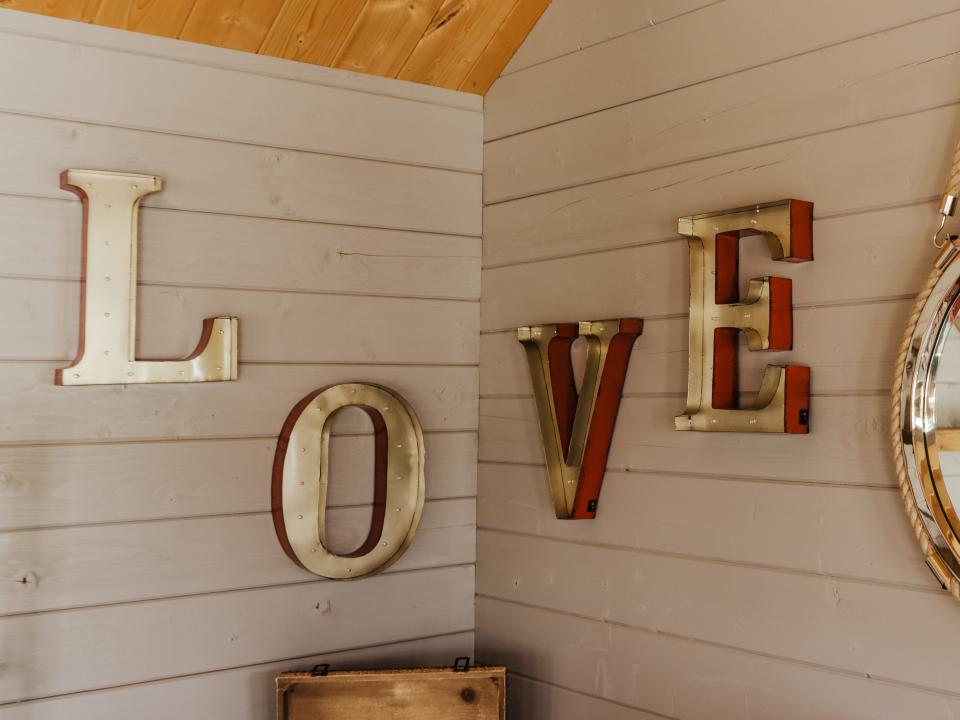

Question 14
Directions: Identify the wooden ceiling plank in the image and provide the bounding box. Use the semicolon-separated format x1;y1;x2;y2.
398;0;518;90
333;0;446;78
180;0;285;52
34;0;104;22
259;0;367;65
0;0;551;95
459;0;550;94
94;0;198;38
0;1;46;13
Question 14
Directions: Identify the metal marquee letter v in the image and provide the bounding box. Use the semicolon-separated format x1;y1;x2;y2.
56;169;238;386
518;319;642;519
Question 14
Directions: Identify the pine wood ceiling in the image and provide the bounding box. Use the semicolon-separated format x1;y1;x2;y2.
0;0;549;94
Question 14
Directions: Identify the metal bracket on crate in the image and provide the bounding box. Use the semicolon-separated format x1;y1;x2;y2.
453;656;471;673
311;663;330;677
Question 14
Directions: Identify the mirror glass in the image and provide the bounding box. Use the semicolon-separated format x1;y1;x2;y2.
932;302;960;535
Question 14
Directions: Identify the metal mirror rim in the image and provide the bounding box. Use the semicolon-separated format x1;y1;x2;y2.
896;243;960;595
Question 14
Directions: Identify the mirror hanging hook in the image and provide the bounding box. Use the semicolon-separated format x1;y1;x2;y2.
935;194;959;248
934;213;949;249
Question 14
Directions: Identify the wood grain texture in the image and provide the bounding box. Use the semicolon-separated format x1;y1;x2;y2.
0;0;544;94
0;565;474;703
477;599;960;719
93;0;196;37
180;0;285;51
483;0;960;138
478;531;960;694
477;0;960;713
484;106;954;267
0;0;43;11
505;675;663;720
0;112;481;236
0;196;480;300
485;7;960;202
483;301;910;400
501;0;717;75
1;498;475;614
0;14;481;712
0;6;481;109
258;0;366;64
398;0;519;89
0;432;477;530
276;666;504;719
0;632;474;720
478;463;931;587
0;363;477;444
0;277;479;364
482;204;931;326
334;0;445;78
458;0;549;95
480;394;892;486
0;23;484;171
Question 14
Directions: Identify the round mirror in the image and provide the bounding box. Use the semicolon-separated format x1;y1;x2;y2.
895;244;960;595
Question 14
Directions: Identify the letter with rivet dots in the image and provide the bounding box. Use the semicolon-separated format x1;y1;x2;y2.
519;319;643;519
56;170;238;385
675;200;812;433
272;383;425;579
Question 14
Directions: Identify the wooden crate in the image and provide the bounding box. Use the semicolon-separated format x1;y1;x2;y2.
276;665;506;719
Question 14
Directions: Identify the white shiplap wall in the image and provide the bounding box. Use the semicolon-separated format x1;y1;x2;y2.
0;10;480;719
477;1;960;718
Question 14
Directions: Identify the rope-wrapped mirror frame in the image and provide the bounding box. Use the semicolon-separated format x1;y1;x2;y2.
892;145;960;598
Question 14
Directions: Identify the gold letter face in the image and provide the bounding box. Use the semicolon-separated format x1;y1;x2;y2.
56;169;238;386
519;319;643;519
272;383;426;580
676;200;812;433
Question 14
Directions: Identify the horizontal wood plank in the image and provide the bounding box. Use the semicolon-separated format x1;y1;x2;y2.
476;598;960;718
484;0;960;139
0;195;480;299
0;112;481;236
0;28;482;172
487;9;960;201
501;0;717;75
483;102;957;267
478;531;960;694
1;498;475;614
0;432;477;530
504;674;659;720
0;277;478;364
0;7;483;110
0;363;478;443
477;463;931;588
481;299;911;398
479;394;891;486
481;202;932;328
0;631;474;720
0;564;474;703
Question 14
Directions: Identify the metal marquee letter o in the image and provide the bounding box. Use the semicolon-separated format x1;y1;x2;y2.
271;383;425;580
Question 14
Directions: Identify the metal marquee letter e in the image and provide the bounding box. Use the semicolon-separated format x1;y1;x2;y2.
519;319;642;519
56;169;238;386
675;199;813;433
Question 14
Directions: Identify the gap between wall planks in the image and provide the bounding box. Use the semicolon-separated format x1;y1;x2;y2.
477;0;960;715
0;0;551;95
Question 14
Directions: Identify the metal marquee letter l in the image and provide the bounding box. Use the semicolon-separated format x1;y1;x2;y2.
56;169;238;386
